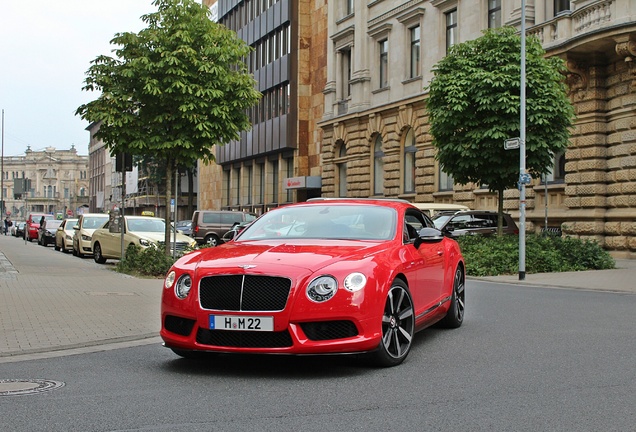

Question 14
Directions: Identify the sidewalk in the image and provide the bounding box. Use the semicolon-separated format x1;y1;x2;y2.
1;232;635;363
0;233;163;363
472;258;636;293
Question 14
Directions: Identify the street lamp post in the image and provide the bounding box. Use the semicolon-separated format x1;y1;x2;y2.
519;0;528;280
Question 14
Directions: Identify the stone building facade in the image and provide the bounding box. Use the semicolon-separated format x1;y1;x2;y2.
317;0;636;258
1;146;89;220
198;0;327;216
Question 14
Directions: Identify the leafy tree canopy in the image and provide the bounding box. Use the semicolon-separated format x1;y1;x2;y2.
76;0;260;164
75;0;261;253
426;27;575;194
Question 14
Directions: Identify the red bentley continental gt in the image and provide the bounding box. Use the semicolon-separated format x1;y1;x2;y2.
161;199;465;367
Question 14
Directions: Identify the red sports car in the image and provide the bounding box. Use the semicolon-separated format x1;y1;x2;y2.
161;199;465;367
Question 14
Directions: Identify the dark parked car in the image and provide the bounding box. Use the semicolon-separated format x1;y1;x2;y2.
12;221;26;238
175;220;192;236
432;210;519;237
38;219;63;246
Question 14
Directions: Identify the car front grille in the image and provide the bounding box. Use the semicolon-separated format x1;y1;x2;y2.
300;321;359;341
196;328;293;348
164;315;196;336
199;275;291;311
158;241;191;254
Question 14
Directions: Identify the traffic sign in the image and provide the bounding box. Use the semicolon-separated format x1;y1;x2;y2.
504;138;520;150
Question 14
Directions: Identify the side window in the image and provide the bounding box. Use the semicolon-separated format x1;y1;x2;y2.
404;210;430;242
203;212;221;224
448;215;470;230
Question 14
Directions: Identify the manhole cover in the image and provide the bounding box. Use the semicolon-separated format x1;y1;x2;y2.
0;379;65;396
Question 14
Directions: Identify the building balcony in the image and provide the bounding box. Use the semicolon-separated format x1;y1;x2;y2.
528;0;634;54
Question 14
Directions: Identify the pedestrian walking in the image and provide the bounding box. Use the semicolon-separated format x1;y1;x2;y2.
4;216;12;235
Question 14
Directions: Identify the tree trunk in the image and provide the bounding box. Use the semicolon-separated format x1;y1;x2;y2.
164;157;174;256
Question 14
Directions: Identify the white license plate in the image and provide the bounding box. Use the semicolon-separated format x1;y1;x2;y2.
209;315;274;332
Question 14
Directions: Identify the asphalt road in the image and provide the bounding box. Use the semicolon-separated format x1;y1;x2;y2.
1;280;634;432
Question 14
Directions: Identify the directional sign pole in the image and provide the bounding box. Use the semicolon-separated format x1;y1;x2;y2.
519;0;527;281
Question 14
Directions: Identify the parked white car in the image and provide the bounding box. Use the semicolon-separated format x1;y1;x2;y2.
91;215;196;264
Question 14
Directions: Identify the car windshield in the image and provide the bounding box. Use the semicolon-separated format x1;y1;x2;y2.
127;218;165;233
432;214;453;229
83;216;109;229
46;221;62;230
238;204;397;241
64;219;78;230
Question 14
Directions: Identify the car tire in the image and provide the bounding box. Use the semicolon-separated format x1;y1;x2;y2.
204;234;220;247
369;279;415;367
93;243;107;264
438;266;465;329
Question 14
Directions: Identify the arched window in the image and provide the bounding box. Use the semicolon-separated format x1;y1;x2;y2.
335;142;347;197
544;151;566;183
373;135;384;196
403;128;416;194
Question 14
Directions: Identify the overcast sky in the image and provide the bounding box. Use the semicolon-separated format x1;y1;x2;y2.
0;0;156;157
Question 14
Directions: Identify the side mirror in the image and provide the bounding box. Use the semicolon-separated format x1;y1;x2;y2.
414;227;444;249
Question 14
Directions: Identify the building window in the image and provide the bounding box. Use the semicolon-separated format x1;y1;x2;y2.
257;162;265;204
224;170;231;207
410;26;421;78
554;0;570;15
446;9;458;53
246;165;253;205
404;128;416;194
336;143;347;197
340;48;352;99
544;152;566;183
271;160;279;204
379;39;389;88
373;135;384;196
488;0;501;28
439;166;454;192
345;0;354;16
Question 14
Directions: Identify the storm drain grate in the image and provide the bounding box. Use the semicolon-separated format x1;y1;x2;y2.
0;379;65;396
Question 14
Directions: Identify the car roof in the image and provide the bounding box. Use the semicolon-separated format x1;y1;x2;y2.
303;197;415;211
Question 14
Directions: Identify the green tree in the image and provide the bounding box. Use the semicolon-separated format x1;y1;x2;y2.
426;27;574;233
76;0;261;254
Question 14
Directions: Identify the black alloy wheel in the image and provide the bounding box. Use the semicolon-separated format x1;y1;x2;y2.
370;279;415;367
93;243;106;264
439;266;465;328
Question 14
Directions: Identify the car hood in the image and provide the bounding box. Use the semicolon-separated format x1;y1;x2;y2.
193;240;385;273
130;231;194;243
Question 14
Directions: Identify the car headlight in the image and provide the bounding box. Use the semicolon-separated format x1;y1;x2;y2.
139;238;152;247
344;272;367;292
65;234;73;240
81;234;91;241
174;274;192;299
307;275;337;302
165;271;176;289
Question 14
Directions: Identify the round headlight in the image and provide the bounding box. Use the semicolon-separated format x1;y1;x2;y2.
344;272;367;292
175;274;192;299
165;271;176;289
307;275;337;302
